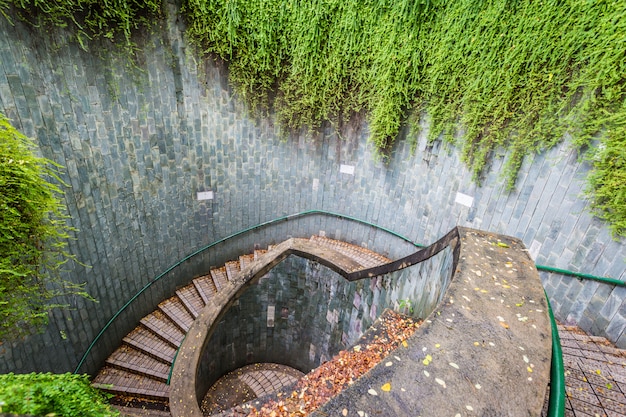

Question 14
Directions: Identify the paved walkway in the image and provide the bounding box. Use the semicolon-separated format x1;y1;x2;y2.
557;324;626;417
118;324;626;417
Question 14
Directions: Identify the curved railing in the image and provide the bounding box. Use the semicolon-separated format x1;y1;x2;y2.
74;210;422;374
75;209;625;417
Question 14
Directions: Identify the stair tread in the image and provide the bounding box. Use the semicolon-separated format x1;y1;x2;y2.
123;327;176;363
106;345;170;382
140;310;185;347
92;366;169;400
254;249;267;260
158;297;194;332
210;267;229;291
225;260;241;281
309;235;390;268
176;284;204;318
193;274;218;304
239;254;255;270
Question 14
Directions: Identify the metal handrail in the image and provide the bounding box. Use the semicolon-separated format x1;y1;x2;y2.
74;209;421;374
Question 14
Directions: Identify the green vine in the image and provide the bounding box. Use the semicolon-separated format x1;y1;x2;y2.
0;373;119;417
0;114;92;341
0;0;161;51
1;0;625;236
182;0;626;236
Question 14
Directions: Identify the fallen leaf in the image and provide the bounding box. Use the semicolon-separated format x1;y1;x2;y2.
381;383;391;392
368;389;378;396
342;409;348;416
500;322;510;329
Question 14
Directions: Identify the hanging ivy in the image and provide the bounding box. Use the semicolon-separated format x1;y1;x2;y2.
0;115;92;341
1;0;625;237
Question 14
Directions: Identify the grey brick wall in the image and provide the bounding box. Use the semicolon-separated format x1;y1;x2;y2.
0;0;624;374
197;246;454;396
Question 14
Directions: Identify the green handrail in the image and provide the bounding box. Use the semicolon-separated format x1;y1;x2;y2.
537;264;626;287
74;209;421;374
546;291;566;417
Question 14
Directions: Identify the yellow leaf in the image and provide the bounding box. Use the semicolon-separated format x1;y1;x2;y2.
381;383;391;392
402;340;408;348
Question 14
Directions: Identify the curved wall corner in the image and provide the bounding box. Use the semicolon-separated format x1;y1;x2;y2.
195;245;454;397
0;0;624;373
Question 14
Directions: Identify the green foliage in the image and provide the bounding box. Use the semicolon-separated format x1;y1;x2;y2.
0;114;91;341
0;0;162;50
1;0;625;236
183;0;626;236
0;373;119;417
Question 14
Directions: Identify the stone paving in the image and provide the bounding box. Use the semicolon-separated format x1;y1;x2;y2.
200;363;304;416
557;324;626;417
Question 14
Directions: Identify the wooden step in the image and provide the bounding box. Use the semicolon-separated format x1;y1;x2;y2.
238;254;255;270
176;284;204;318
92;366;169;401
113;405;171;417
106;345;170;382
123;327;176;364
140;310;185;348
158;297;194;332
309;235;390;268
193;274;218;305
225;260;241;281
254;249;267;260
210;267;229;291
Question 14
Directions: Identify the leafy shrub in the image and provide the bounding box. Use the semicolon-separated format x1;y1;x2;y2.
0;114;91;341
0;373;119;417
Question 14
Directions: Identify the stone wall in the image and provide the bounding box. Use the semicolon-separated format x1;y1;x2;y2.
0;0;624;374
196;245;454;399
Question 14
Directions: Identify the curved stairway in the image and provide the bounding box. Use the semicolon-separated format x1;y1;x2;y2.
91;236;390;407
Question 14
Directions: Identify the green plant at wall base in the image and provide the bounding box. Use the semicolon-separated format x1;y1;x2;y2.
0;373;119;417
0;114;92;341
398;299;414;315
183;0;626;237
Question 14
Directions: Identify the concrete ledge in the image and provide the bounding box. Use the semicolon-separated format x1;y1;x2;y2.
169;228;551;417
315;228;551;417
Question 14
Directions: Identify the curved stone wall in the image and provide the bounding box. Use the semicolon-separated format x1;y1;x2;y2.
196;245;454;398
0;0;625;374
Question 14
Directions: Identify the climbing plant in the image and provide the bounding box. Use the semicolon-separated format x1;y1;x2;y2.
1;0;625;236
182;0;626;236
0;0;161;50
0;373;119;417
0;115;92;341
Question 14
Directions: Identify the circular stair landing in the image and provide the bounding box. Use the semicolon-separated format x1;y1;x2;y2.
201;363;304;416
